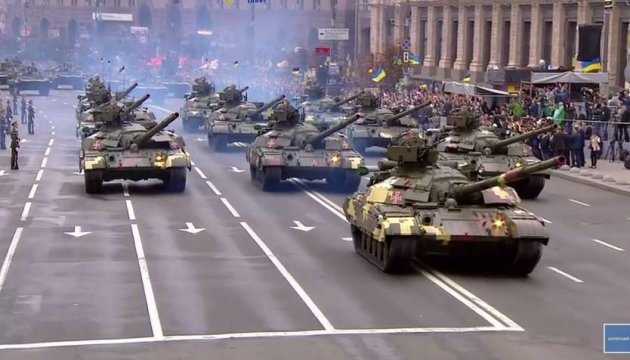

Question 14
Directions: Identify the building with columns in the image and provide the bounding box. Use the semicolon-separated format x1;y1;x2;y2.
366;0;630;88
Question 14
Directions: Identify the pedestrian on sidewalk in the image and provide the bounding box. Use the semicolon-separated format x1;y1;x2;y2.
589;132;602;169
10;121;19;170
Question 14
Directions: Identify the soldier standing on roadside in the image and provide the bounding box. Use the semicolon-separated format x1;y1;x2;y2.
20;96;27;124
5;99;12;122
27;100;35;135
0;108;6;150
10;121;19;170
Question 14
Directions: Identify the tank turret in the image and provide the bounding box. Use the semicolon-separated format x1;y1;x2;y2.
487;124;556;152
221;85;249;104
248;95;286;119
122;94;150;117
327;91;365;109
355;92;380;109
382;102;430;125
451;156;564;198
302;113;362;147
132;112;180;147
115;82;139;100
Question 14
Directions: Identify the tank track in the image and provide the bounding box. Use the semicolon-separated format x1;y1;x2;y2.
350;225;415;273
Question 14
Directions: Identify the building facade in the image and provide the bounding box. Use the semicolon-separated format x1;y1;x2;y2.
367;0;630;88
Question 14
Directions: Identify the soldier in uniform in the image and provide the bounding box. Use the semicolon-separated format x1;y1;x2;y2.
0;108;6;150
20;96;26;124
10;121;19;169
5;99;13;121
27;100;35;134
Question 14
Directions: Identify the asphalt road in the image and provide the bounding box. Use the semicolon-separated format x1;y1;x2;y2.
0;92;626;359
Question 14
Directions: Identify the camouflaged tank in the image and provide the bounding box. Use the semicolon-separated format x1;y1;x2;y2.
300;91;364;131
9;64;52;96
180;77;220;133
80;110;191;194
346;92;424;153
206;86;285;151
343;129;565;275
246;103;365;192
52;63;85;90
435;114;557;199
0;59;19;89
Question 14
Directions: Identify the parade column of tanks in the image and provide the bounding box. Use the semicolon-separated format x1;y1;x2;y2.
298;82;364;130
8;62;52;96
205;85;286;151
79;91;191;194
342;129;565;275
433;113;557;199
246;102;365;192
180;77;220;133
346;91;424;153
51;62;86;90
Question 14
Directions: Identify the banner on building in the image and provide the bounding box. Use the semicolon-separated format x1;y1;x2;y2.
576;24;602;62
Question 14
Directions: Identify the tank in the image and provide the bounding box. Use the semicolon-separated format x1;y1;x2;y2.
180;78;220;133
9;64;53;96
0;59;20;89
301;91;364;131
343;129;565;275
435;113;557;199
79;112;191;194
78;94;151;140
52;63;86;90
206;93;285;151
246;103;365;192
346;92;425;153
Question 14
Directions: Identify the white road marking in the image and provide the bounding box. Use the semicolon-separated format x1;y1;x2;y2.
190;160;196;166
27;184;38;199
240;222;335;330
48;120;53;124
40;157;48;168
194;167;207;179
294;179;522;329
51;131;55;135
125;200;136;220
592;239;624;252
51;126;55;130
220;198;240;218
540;217;552;224
205;180;222;195
568;198;590;207
0;326;520;350
130;224;163;338
48;138;54;146
547;266;584;283
20;202;31;221
63;102;68;105
122;182;130;197
35;169;44;182
0;227;24;292
44;147;51;156
341;237;352;241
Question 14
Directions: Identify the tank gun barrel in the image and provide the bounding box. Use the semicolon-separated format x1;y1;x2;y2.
133;112;179;147
384;102;430;124
115;82;138;100
329;91;365;108
250;95;286;118
122;94;150;116
489;124;556;151
239;86;250;93
304;113;362;147
452;156;564;196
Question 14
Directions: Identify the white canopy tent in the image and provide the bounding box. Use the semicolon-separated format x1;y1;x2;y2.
442;81;514;97
529;71;608;84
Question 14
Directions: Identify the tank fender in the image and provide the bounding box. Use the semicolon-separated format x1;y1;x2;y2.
83;156;106;170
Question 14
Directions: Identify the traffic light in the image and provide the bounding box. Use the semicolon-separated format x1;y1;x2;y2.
403;51;409;63
604;0;613;9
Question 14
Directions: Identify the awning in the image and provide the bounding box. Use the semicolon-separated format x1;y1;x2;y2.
529;71;608;84
442;81;514;97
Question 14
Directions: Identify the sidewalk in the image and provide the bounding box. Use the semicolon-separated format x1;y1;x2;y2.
552;150;630;196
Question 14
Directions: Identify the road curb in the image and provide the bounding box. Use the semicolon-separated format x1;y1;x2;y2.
551;170;630;197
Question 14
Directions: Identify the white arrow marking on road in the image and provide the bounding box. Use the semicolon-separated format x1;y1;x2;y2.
290;221;315;232
342;237;352;242
179;222;206;234
64;226;92;238
73;170;84;175
195;137;205;142
229;167;245;173
0;170;6;176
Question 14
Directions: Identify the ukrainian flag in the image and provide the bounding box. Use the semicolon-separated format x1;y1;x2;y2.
409;54;422;65
292;67;300;76
233;60;239;69
581;57;602;73
370;66;386;83
462;74;471;83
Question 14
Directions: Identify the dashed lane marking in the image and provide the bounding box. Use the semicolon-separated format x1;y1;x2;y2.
48;138;54;146
0;227;24;292
35;169;44;182
44;147;51;156
27;184;38;199
240;222;335;331
51;131;55;135
194;167;207;179
547;266;584;283
592;239;624;252
40;157;48;168
130;224;164;338
125;200;136;221
122;182;130;197
568;198;590;207
220;198;240;218
205;180;222;196
20;202;31;221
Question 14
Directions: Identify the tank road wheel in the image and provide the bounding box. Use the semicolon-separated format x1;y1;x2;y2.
505;240;543;277
253;166;281;191
84;170;103;194
512;175;546;199
207;134;228;152
164;168;187;192
351;226;415;273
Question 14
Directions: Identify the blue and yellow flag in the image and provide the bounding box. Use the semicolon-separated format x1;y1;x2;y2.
581;57;602;73
291;67;300;76
371;66;386;83
233;60;239;69
224;0;234;6
462;74;471;83
409;54;422;65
